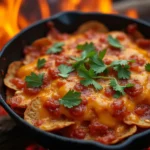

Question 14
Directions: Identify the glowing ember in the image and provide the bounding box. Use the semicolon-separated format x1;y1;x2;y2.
0;0;139;50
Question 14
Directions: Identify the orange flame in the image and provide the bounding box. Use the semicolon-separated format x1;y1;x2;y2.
0;0;139;50
126;8;139;19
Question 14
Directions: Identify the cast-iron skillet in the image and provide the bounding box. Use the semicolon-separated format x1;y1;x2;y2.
0;12;150;150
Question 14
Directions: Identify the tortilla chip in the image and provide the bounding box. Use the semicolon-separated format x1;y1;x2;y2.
32;37;51;48
77;21;109;34
124;113;150;128
111;125;137;144
4;61;22;90
24;97;74;131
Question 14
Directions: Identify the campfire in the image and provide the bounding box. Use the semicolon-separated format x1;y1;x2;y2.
0;0;145;50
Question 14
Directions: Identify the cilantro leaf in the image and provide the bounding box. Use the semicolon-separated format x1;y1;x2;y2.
99;49;107;60
108;35;122;49
109;78;134;98
72;43;96;68
77;64;102;90
145;63;150;72
90;50;107;74
77;42;95;51
110;60;132;79
59;90;82;108
46;42;64;54
113;65;131;79
110;60;129;66
37;58;46;69
58;64;74;78
25;72;44;88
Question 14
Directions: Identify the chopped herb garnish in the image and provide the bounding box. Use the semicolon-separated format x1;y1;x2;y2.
46;42;64;54
58;64;74;78
77;64;102;90
25;72;44;88
109;78;134;98
37;58;46;69
108;35;123;49
59;90;82;108
145;63;150;72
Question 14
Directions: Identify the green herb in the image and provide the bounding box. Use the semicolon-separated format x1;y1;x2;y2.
72;43;96;68
145;63;150;72
37;58;46;69
77;42;95;51
109;78;134;98
109;60;133;79
58;64;74;78
46;42;64;54
90;49;107;74
77;64;102;90
108;35;122;49
25;72;44;88
59;90;82;108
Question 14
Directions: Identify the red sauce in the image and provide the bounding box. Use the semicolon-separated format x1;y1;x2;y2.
99;34;107;43
74;83;85;92
44;99;60;118
136;39;150;50
89;120;108;136
103;58;112;65
135;104;150;119
130;63;141;72
125;80;143;97
11;78;25;89
7;96;23;108
95;132;115;145
42;74;51;87
70;127;86;139
130;54;145;66
104;87;115;97
55;55;68;66
23;85;40;95
111;100;128;120
48;68;59;80
69;104;85;117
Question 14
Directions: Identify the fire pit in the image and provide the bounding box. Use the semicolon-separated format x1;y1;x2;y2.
0;0;150;150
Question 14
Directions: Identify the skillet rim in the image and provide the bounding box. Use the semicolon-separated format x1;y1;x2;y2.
0;11;150;150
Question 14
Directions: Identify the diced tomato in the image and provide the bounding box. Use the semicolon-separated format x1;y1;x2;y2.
89;120;108;136
48;68;59;80
95;132;115;145
69;104;85;117
99;34;107;43
70;127;86;139
125;80;143;97
23;85;40;95
111;100;128;120
136;39;150;50
44;99;60;118
130;54;145;66
34;120;44;127
55;56;68;66
117;34;125;41
104;87;115;97
11;78;25;89
103;58;112;65
42;74;51;87
74;83;85;92
56;80;65;87
7;96;23;108
127;24;137;34
135;104;150;118
130;63;141;72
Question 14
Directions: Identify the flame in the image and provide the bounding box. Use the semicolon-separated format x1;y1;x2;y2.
98;0;113;14
126;8;139;19
0;0;140;50
38;0;50;19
